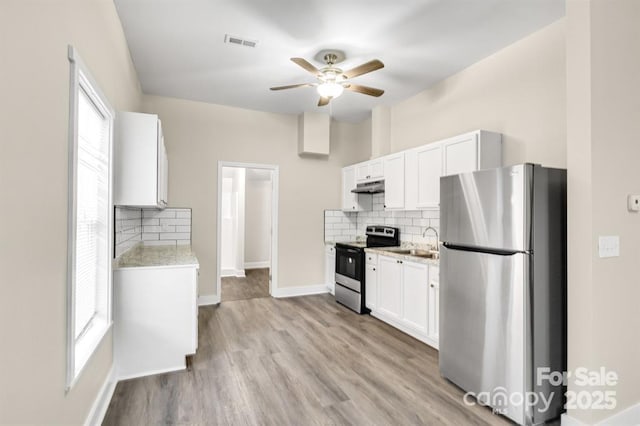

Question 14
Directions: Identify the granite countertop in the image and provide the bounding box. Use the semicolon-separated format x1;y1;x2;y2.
365;244;440;266
114;243;199;269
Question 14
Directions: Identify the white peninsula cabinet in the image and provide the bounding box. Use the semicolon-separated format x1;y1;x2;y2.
113;247;199;380
115;111;169;208
370;253;439;349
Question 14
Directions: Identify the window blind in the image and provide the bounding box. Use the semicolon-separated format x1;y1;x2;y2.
74;87;109;340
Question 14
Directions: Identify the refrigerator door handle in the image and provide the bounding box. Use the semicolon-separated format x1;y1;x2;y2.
442;242;530;256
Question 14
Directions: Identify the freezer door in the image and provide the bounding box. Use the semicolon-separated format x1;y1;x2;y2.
440;164;531;252
439;245;527;425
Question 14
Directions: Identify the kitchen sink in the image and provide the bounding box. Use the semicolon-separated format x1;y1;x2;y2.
383;248;439;259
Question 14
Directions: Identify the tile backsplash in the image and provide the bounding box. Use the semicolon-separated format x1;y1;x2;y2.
115;207;143;257
325;194;440;247
114;207;192;257
141;208;192;246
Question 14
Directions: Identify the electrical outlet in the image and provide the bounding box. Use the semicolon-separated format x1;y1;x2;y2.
627;195;640;212
598;236;620;258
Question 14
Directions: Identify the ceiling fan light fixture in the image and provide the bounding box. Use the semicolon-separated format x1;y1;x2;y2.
317;82;344;99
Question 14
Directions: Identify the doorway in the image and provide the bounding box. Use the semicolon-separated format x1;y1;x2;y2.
217;162;278;302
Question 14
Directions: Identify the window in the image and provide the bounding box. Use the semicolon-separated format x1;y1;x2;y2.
66;47;114;390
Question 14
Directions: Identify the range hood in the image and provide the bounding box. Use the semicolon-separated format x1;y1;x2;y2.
351;180;385;194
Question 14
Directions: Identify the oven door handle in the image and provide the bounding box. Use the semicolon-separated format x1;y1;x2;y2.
339;248;360;255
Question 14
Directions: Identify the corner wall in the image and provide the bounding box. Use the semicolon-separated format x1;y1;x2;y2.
566;0;640;423
142;95;371;297
0;0;142;423
390;19;566;168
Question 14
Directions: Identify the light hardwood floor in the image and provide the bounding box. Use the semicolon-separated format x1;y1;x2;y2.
221;268;270;302
103;294;512;425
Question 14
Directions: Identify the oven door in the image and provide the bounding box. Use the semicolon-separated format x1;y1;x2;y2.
335;246;363;292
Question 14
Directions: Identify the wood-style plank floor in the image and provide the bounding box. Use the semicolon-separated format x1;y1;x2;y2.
221;268;270;302
103;294;511;425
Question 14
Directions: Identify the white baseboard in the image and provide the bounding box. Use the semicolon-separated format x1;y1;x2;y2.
371;310;439;350
198;294;220;306
84;365;117;426
117;365;185;382
244;261;270;269
272;284;329;298
221;268;245;278
562;402;640;425
562;413;587;426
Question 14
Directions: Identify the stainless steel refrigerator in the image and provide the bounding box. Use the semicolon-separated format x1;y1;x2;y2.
439;164;566;425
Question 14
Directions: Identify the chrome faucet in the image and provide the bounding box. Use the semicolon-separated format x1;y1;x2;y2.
422;226;439;251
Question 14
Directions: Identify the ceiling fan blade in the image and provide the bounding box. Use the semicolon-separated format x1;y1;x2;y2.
270;83;314;91
345;84;384;97
343;59;384;79
318;96;330;107
291;57;321;76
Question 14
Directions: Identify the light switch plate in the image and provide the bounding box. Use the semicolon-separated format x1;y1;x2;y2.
598;236;620;258
628;195;640;212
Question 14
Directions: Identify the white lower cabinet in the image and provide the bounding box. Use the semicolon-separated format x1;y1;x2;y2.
377;255;403;319
428;266;440;342
114;265;199;379
371;254;438;349
324;245;336;295
401;261;429;335
365;263;377;309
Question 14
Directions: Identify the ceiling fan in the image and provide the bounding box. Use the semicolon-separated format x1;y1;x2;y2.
270;52;385;107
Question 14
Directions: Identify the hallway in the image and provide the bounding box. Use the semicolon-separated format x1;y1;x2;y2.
221;268;270;302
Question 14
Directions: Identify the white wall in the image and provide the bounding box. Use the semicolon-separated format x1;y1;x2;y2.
0;0;141;423
142;95;371;297
389;19;566;168
220;168;246;277
566;0;640;423
244;170;272;267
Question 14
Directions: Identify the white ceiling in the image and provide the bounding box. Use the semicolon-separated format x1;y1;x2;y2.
114;0;564;122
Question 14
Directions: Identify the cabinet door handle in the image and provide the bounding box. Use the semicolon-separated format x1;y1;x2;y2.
430;284;434;288
373;268;376;271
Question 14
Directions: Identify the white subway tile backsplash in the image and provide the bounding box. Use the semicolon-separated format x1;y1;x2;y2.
324;206;439;246
175;225;191;233
159;232;191;240
142;233;160;241
143;209;176;219
142;218;159;226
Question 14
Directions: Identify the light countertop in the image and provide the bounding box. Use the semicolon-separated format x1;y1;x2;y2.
114;243;199;269
364;246;440;266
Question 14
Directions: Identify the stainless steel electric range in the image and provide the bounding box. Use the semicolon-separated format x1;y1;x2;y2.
334;226;400;313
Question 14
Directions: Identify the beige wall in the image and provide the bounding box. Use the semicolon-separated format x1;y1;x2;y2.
0;0;141;424
567;0;640;422
245;177;272;265
390;19;566;168
142;95;370;297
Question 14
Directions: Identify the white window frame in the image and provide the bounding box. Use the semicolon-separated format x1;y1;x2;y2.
66;46;114;391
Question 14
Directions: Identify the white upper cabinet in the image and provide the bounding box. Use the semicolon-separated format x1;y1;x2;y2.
405;144;442;210
356;158;384;183
115;112;169;208
342;166;372;211
342;130;501;212
383;153;405;210
442;130;502;177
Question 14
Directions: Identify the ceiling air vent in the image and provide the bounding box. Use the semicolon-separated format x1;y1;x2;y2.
224;34;258;48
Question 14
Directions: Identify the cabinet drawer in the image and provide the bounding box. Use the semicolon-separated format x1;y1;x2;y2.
366;252;378;265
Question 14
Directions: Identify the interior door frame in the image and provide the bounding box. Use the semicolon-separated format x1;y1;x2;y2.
216;161;279;301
